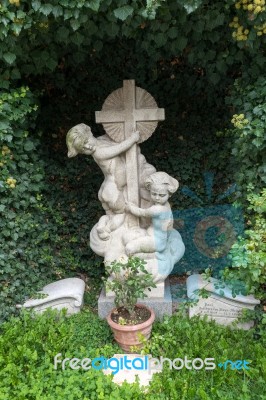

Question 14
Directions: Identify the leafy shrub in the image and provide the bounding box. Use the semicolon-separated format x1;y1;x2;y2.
228;77;266;195
0;87;104;322
0;309;265;399
222;189;266;301
143;312;266;400
215;77;266;304
105;257;156;317
0;87;61;322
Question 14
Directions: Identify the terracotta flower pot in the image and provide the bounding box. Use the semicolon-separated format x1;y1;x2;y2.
107;304;155;352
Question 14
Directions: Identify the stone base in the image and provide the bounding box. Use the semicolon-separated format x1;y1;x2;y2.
98;278;172;320
106;279;165;298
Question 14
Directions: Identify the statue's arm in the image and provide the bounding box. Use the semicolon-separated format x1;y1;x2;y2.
95;132;139;161
126;203;158;218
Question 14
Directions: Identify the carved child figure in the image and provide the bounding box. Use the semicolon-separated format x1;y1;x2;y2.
125;172;179;255
67;123;140;212
67;123;140;239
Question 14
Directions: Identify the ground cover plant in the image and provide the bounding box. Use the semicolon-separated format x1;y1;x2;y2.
0;308;265;400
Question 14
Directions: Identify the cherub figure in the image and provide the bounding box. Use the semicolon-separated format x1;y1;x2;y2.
125;172;179;255
67;123;140;239
67;123;140;212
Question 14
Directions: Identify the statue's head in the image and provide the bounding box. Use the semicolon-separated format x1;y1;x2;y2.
66;123;95;157
145;172;179;205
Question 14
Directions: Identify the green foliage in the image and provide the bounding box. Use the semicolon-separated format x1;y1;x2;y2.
215;77;266;302
0;0;264;87
113;5;134;21
142;312;266;399
178;0;204;14
229;0;266;42
228;77;266;194
0;87;58;322
105;257;156;316
0;309;265;399
222;189;266;300
0;0;265;321
0;309;121;400
0;87;102;323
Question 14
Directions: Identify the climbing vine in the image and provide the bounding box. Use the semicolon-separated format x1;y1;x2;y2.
0;0;265;320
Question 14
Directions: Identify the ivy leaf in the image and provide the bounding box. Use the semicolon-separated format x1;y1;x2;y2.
17;10;26;18
109;22;119;37
71;32;84;46
85;20;98;35
5;134;12;142
46;58;58;71
177;0;203;14
168;27;178;39
86;0;101;12
3;53;16;65
114;6;134;21
52;6;63;18
94;40;103;51
40;4;53;16
32;0;41;11
176;37;188;51
209;73;220;85
70;19;81;31
34;174;43;182
13;233;19;241
56;27;69;42
24;141;35;152
0;121;9;131
155;33;167;47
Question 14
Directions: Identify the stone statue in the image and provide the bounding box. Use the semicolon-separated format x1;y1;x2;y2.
66;80;185;287
66;123;156;240
125;171;179;255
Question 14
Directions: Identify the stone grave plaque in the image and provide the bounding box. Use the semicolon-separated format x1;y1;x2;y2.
187;274;260;330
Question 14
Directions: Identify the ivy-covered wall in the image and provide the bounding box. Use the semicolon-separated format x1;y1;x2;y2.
0;0;265;321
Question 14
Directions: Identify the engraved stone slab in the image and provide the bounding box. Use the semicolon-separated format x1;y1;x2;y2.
187;274;260;330
103;354;162;389
17;278;85;315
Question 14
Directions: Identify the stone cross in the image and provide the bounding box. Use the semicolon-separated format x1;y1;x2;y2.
95;80;164;227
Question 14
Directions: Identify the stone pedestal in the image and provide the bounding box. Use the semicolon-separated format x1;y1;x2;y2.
98;278;172;320
106;280;165;298
187;274;260;329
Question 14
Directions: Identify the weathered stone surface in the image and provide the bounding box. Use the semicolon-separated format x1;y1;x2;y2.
17;278;85;315
103;354;162;388
106;280;165;298
66;80;185;312
187;274;260;329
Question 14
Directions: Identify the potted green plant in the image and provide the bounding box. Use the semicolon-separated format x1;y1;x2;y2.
105;256;157;352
